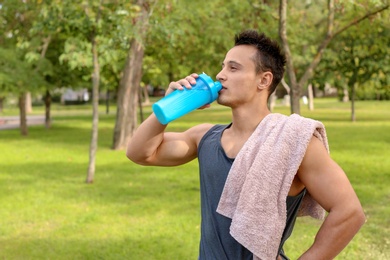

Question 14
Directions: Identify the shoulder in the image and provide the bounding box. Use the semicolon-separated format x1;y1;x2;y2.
297;136;335;192
185;123;216;145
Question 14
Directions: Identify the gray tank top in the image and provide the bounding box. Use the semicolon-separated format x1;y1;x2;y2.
197;124;305;260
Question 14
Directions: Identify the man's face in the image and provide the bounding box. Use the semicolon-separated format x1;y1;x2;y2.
216;45;260;107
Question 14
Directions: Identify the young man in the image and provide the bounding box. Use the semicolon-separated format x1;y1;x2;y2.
126;30;365;259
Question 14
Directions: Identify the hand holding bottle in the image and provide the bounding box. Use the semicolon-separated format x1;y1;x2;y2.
152;73;222;125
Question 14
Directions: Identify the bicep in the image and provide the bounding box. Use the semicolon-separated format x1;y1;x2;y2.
148;124;213;166
154;132;198;166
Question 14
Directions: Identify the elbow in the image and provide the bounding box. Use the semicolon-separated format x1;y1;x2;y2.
355;207;366;229
126;138;143;164
330;202;366;233
126;145;142;164
126;149;136;163
126;149;144;165
351;200;366;227
345;204;366;231
126;146;153;166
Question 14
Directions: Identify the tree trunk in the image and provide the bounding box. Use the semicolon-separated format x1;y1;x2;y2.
38;35;52;126
138;89;144;123
351;82;356;122
348;43;358;123
106;89;110;114
25;92;33;113
18;92;28;136
279;0;300;114
268;92;277;112
142;85;150;105
308;83;314;111
0;97;4;113
86;1;103;184
289;85;301;114
44;90;51;129
280;78;290;94
112;39;145;150
342;87;349;102
112;0;149;150
86;36;100;183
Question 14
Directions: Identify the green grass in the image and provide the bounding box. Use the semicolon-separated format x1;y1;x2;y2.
0;99;389;259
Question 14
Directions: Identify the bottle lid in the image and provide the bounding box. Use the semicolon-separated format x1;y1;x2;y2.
198;73;222;102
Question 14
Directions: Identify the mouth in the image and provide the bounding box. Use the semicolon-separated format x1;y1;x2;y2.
218;87;226;94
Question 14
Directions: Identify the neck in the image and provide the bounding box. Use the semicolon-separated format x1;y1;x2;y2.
230;104;271;135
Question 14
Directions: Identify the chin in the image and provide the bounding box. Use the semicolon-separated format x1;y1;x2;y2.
216;98;224;105
217;98;231;107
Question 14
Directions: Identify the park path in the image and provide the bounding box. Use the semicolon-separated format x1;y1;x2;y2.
0;115;45;130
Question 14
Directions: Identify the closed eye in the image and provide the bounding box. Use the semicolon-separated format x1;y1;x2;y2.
221;60;242;72
228;61;241;71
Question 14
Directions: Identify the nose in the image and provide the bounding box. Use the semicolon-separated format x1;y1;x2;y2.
216;68;226;82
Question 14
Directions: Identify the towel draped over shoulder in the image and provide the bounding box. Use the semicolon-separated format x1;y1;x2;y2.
216;113;328;260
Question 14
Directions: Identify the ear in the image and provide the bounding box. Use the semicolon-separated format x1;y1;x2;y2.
257;71;273;90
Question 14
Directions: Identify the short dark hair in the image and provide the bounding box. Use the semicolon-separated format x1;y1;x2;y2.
234;30;286;95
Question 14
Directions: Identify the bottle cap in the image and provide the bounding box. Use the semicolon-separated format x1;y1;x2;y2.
197;73;222;103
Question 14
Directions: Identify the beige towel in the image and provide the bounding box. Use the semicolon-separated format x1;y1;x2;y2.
216;113;328;260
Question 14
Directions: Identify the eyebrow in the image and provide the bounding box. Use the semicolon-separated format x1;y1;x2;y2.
221;60;243;67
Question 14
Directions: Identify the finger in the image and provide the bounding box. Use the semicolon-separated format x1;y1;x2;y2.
185;73;199;86
166;81;183;96
178;73;198;89
189;73;199;81
166;73;199;95
184;75;197;87
180;77;194;89
169;81;184;90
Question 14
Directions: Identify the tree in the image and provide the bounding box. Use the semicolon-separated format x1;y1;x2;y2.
0;0;51;135
84;0;103;183
279;0;389;114
27;1;66;129
112;0;269;150
316;9;390;121
53;0;126;183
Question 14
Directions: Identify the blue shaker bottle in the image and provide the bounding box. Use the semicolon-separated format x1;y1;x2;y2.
152;73;222;125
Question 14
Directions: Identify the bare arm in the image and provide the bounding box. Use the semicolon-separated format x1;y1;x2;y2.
126;73;213;166
126;113;212;166
297;137;366;259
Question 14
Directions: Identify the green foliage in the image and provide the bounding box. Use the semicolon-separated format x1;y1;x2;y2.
0;0;388;101
314;3;390;100
353;83;390;100
0;0;54;95
0;100;389;259
0;47;48;94
52;0;141;90
143;0;280;87
60;37;93;70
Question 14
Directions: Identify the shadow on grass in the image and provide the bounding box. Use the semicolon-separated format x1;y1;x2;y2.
0;119;116;149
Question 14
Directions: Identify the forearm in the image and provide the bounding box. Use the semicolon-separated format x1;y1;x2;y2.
126;113;167;165
299;206;365;259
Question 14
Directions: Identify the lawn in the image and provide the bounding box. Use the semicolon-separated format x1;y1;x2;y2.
0;99;389;259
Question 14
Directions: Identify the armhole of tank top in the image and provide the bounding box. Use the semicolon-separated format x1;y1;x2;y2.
197;124;226;155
